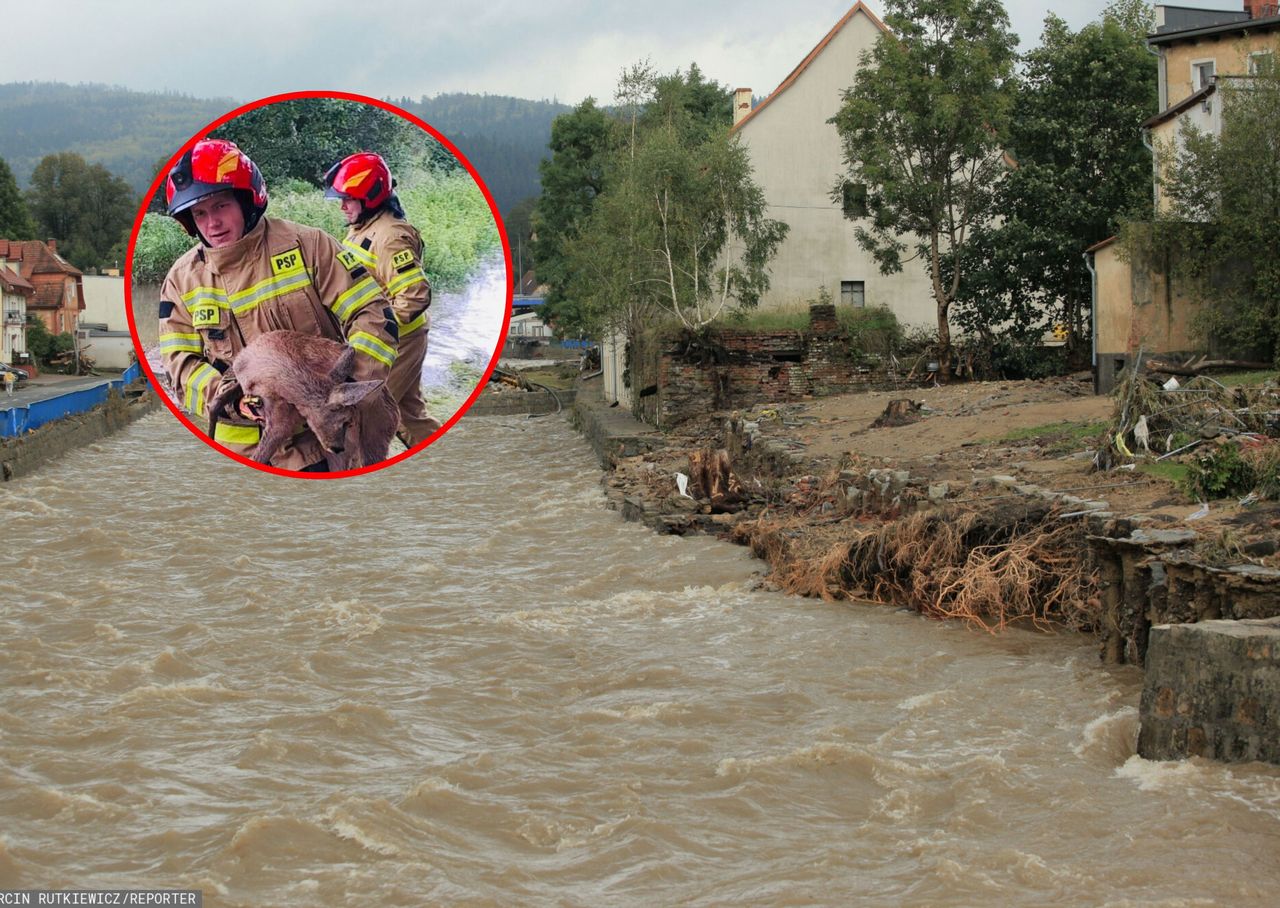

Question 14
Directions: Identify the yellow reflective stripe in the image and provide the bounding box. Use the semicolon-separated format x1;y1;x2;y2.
184;362;219;416
397;312;426;336
341;239;377;268
385;268;427;297
214;422;261;446
348;331;396;368
331;275;380;322
229;270;313;316
159;332;203;354
181;287;229;308
179;269;313;319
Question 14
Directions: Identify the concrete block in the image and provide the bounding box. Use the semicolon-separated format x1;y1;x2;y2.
1139;618;1280;764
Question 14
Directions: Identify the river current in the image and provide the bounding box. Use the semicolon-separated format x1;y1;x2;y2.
2;412;1278;906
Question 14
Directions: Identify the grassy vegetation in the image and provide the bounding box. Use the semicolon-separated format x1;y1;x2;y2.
1215;369;1278;387
999;420;1108;454
130;167;500;292
1137;461;1191;487
518;363;578;390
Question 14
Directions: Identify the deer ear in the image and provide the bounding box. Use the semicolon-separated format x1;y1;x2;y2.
328;345;358;383
328;379;383;407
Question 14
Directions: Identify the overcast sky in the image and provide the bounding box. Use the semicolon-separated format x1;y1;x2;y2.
0;1;1248;108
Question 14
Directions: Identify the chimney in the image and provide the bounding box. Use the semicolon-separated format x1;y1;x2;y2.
46;238;56;253
733;87;753;125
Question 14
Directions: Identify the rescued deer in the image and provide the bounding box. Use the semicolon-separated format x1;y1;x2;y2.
207;330;398;471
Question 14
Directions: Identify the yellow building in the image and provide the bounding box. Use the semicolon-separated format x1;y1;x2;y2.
1089;2;1280;393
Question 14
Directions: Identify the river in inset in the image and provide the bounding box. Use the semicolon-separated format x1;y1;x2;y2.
2;413;1278;906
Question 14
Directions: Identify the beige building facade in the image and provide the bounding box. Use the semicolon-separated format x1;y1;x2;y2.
1090;3;1280;392
731;2;935;329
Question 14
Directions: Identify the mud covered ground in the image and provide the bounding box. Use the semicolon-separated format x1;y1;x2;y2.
599;373;1280;630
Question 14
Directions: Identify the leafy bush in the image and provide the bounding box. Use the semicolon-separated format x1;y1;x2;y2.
24;315;73;363
1187;437;1259;499
986;336;1068;380
130;213;195;283
842;304;902;358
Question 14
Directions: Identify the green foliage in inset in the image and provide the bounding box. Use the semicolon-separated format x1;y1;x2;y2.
396;169;501;291
130;213;196;283
0;157;35;239
132;169;499;293
829;0;1018;380
26;152;136;270
209;99;434;189
954;0;1157;367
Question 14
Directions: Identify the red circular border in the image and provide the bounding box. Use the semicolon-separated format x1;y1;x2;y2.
124;90;514;479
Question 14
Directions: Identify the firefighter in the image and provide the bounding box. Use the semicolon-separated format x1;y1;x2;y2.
158;138;400;472
324;152;441;446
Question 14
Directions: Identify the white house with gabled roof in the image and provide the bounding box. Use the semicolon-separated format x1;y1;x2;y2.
731;1;935;328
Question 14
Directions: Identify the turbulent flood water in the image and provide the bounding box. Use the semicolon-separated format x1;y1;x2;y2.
2;413;1279;906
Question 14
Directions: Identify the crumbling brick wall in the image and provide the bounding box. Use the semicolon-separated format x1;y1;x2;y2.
651;304;900;429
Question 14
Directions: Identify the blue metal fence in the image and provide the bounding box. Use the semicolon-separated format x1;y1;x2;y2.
0;364;146;438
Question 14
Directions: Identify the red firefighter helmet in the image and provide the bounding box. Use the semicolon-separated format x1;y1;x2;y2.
324;152;393;210
165;138;268;237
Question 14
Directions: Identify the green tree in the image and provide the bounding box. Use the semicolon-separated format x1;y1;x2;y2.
504;195;538;283
953;1;1157;371
1153;61;1280;363
24;314;73;363
830;0;1018;379
26;152;136;270
211;99;423;188
0;157;35;239
554;65;785;336
531;98;612;326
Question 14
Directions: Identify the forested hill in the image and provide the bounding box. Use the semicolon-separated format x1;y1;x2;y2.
0;82;235;196
0;83;566;217
395;93;570;214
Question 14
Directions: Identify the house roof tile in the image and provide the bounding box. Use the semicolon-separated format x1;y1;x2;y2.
0;264;34;295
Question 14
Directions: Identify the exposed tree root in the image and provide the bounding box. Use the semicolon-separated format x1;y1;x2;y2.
736;502;1101;632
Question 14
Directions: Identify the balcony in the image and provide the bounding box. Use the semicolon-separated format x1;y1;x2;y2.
3;311;24;325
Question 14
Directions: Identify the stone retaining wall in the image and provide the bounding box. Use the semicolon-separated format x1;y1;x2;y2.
1139;618;1280;762
570;376;664;469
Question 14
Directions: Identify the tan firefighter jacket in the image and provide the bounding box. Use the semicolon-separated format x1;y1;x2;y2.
158;215;399;471
341;207;431;338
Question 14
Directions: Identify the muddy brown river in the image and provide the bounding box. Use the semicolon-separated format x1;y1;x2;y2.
2;412;1279;906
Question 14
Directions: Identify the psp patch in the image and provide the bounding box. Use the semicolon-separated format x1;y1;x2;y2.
271;247;304;276
391;249;415;271
190;304;221;329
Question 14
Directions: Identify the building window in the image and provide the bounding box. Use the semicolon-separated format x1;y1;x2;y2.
1249;51;1275;76
841;182;868;218
841;280;866;308
1193;59;1216;91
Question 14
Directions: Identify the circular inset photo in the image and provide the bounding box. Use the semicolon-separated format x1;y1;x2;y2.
126;91;511;478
